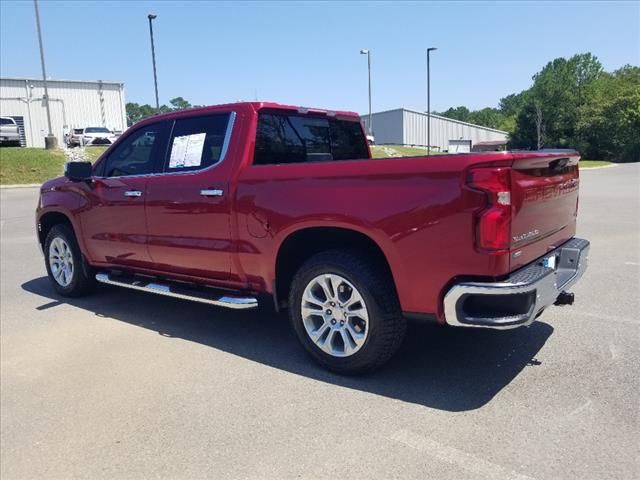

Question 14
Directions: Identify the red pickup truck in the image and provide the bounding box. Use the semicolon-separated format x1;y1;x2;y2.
36;102;589;374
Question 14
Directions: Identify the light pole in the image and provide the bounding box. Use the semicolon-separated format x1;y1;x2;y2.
360;49;372;137
147;14;160;112
33;0;56;149
427;47;437;156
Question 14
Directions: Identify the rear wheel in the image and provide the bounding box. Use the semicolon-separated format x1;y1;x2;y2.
289;249;406;374
44;224;95;297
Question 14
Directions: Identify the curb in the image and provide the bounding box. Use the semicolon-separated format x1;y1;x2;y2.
0;183;41;189
580;164;617;171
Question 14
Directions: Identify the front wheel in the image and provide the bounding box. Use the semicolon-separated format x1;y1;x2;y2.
289;249;406;375
44;224;95;297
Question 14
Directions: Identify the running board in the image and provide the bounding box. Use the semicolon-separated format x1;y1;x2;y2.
95;273;258;310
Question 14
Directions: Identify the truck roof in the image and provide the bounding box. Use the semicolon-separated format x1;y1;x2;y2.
134;102;361;127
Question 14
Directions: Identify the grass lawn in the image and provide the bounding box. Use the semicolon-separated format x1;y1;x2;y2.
83;146;108;162
0;146;110;186
371;145;447;158
0;147;66;185
579;160;612;168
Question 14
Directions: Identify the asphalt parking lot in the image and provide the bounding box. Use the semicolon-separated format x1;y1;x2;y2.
1;164;639;480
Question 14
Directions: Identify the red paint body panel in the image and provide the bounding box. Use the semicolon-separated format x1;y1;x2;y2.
235;154;514;318
36;102;581;322
77;176;152;268
508;152;580;270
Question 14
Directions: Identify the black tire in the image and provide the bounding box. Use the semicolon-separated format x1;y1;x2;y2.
44;224;95;297
288;249;406;375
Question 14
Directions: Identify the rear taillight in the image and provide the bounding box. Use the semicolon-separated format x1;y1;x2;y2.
468;167;512;252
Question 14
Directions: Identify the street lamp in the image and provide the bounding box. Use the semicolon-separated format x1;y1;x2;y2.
360;49;372;137
147;14;160;112
33;0;56;149
427;47;437;156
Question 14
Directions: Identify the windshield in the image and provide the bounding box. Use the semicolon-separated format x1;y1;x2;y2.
85;127;110;134
0;117;16;125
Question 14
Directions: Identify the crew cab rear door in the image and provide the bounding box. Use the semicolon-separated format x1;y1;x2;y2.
144;112;236;281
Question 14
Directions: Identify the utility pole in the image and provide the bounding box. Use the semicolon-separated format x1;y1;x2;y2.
148;14;160;112
34;0;56;149
360;49;372;137
427;47;437;156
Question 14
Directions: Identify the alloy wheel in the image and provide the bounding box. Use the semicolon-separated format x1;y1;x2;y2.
300;273;369;357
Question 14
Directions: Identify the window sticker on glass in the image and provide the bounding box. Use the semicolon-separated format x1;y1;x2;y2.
169;132;206;168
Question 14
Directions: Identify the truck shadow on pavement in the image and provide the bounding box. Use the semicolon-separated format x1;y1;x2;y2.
22;277;553;412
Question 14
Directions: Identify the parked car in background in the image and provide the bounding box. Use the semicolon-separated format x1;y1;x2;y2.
0;116;21;146
67;127;118;147
66;128;83;147
36;102;590;374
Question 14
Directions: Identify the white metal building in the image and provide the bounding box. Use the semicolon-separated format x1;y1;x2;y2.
361;108;509;152
0;77;127;148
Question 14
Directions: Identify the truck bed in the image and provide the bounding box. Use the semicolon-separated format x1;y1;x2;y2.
236;150;580;319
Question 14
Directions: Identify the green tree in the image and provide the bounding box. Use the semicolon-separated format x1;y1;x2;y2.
125;102;156;125
438;106;471;122
439;106;510;132
438;53;637;161
499;91;528;117
510;53;603;151
126;97;195;125
509;101;543;149
468;107;505;130
169;97;192;110
578;65;640;161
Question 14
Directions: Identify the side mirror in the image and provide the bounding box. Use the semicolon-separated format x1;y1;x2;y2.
64;161;93;182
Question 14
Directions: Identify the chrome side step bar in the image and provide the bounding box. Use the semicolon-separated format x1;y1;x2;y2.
95;273;258;310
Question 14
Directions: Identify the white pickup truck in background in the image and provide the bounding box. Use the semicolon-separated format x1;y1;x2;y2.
0;117;21;146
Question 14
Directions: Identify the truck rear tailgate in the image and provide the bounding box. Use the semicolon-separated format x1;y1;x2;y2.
509;151;580;271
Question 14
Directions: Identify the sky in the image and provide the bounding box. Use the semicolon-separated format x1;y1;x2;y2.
1;1;638;115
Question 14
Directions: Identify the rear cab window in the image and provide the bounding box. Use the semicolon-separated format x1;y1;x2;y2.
253;111;369;165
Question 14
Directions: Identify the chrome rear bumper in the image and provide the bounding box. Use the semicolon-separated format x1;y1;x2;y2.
444;237;590;329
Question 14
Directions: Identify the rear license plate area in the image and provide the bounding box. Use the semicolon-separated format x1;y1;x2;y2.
542;255;557;269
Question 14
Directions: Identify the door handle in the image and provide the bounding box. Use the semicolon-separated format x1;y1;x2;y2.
124;190;143;197
200;189;224;197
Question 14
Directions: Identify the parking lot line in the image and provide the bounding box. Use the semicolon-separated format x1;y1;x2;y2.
390;429;535;480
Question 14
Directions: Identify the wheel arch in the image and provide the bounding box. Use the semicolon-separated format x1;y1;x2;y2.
37;210;84;254
273;226;399;310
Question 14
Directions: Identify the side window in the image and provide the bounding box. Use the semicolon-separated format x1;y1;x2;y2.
254;114;331;165
329;119;369;160
254;114;305;164
253;112;368;165
164;113;230;173
103;122;168;177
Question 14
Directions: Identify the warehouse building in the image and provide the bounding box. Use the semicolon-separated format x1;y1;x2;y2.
361;107;509;153
0;77;127;148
